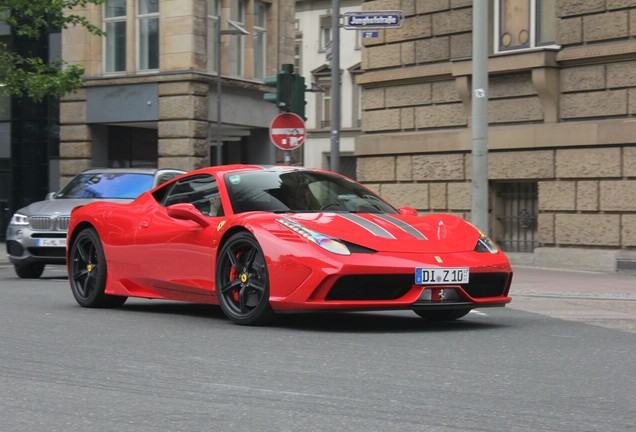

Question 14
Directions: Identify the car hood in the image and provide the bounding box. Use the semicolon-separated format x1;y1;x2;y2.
17;198;133;217
277;212;482;253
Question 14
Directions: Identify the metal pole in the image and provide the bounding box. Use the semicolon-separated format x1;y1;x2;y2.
471;1;489;234
330;0;341;173
216;16;223;166
214;18;248;166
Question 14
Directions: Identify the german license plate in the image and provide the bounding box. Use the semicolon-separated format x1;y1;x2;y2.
36;238;67;247
415;267;469;285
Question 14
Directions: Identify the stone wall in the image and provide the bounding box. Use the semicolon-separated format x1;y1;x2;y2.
59;90;92;187
357;145;636;265
158;81;211;170
356;0;636;271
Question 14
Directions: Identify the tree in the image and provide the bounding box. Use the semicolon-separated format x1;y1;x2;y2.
0;0;104;102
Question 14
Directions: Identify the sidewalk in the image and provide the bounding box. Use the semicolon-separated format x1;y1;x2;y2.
1;242;634;298
511;266;636;300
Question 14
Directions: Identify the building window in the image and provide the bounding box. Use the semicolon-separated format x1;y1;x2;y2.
104;0;127;73
349;63;362;128
495;0;557;53
319;15;331;52
108;126;158;168
137;0;159;71
294;20;302;73
312;65;333;128
207;0;219;72
253;2;267;80
494;182;539;253
229;0;246;76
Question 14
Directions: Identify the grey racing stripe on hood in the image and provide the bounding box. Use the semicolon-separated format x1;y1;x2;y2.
337;213;395;239
373;214;428;240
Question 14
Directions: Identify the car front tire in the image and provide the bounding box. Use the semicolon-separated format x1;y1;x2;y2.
69;228;127;308
14;263;45;279
215;232;275;326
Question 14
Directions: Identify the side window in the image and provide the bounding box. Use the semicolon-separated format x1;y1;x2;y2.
162;175;224;216
155;171;183;186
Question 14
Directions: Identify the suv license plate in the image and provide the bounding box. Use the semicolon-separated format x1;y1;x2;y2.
36;238;67;247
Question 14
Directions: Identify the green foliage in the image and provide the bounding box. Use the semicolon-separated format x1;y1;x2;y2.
0;0;105;101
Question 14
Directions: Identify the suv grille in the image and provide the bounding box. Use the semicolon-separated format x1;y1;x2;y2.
30;216;70;231
30;217;53;230
57;216;71;230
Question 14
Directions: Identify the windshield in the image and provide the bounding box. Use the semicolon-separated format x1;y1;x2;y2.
225;170;398;214
56;173;155;199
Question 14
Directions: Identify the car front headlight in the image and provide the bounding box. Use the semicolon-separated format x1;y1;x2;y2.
10;213;29;226
277;218;350;256
474;231;500;254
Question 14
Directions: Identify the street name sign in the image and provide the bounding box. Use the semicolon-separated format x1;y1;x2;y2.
269;112;306;151
343;11;403;30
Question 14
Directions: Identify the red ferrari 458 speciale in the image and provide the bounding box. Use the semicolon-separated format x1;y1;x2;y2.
67;164;512;325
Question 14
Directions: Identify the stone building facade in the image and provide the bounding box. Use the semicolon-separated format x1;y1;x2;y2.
356;0;636;272
295;0;362;179
61;0;295;186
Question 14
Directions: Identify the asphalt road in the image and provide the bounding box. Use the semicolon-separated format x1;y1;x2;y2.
0;264;634;432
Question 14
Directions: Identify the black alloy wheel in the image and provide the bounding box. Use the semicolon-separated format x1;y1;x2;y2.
216;232;275;325
69;228;127;308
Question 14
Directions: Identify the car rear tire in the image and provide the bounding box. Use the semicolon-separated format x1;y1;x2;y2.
415;308;471;321
14;263;45;279
216;232;275;326
69;228;127;308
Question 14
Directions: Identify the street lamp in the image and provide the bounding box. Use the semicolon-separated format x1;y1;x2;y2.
215;18;249;166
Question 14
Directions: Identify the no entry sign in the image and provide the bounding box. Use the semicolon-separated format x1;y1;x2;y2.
269;112;306;150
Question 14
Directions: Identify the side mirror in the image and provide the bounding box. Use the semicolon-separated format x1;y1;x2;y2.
398;206;418;216
167;203;210;227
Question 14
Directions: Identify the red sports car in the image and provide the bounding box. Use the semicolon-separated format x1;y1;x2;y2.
67;165;512;325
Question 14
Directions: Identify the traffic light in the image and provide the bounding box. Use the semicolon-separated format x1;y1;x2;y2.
263;64;306;120
291;74;306;120
263;65;293;111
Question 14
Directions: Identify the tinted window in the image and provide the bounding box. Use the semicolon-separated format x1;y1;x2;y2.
57;173;154;199
155;171;182;186
225;170;398;214
162;175;223;216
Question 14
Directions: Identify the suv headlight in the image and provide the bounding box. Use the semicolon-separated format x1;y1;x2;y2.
10;213;29;226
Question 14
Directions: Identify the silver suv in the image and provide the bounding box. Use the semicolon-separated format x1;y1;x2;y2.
6;168;185;278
